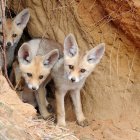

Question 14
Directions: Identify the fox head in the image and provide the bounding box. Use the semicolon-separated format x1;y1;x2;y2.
0;9;30;49
18;43;59;91
63;34;105;83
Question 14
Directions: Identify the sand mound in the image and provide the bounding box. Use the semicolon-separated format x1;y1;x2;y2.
0;74;78;140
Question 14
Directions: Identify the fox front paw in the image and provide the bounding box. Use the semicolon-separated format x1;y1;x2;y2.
34;113;55;121
57;120;66;127
42;112;52;120
77;119;89;127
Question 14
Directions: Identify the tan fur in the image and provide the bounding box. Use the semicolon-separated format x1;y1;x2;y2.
18;56;51;110
51;34;105;126
20;56;50;89
10;61;33;104
0;9;30;68
1;19;22;46
10;60;37;108
17;38;62;119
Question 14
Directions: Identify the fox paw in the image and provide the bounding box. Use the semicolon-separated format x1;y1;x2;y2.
56;120;66;127
32;114;43;120
57;122;66;127
42;113;52;120
33;114;55;121
77;119;89;127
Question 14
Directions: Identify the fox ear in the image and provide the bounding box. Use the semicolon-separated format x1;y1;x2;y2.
86;43;105;64
14;8;30;30
64;33;79;57
43;49;59;68
18;43;32;64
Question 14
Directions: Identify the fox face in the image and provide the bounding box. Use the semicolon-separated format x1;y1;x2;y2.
18;43;59;90
0;9;30;49
63;34;105;83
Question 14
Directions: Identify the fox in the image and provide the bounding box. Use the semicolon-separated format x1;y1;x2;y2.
0;9;30;69
11;60;37;107
12;60;52;113
51;34;105;127
17;38;62;119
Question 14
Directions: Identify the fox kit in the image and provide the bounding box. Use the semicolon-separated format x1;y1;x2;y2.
51;34;105;126
0;9;30;69
18;38;62;119
11;60;37;107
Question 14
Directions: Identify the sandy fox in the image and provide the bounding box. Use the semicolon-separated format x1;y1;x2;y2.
51;34;105;127
0;9;30;69
17;38;62;119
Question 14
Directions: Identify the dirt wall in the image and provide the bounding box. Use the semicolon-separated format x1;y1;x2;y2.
8;0;140;123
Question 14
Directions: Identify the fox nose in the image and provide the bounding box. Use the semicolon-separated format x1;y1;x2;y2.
71;78;75;83
7;42;12;47
32;87;37;91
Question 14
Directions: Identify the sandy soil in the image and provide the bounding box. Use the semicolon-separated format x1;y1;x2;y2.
1;72;140;140
0;74;77;140
68;119;140;140
8;0;140;122
4;0;140;139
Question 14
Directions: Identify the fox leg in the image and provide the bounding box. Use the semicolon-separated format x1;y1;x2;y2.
55;89;66;126
70;90;88;127
35;85;50;119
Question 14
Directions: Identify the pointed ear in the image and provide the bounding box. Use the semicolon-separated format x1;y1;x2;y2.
64;33;79;57
14;8;30;30
86;43;105;64
43;49;59;68
18;43;33;64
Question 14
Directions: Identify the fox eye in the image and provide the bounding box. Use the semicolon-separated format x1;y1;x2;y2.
80;69;86;73
39;75;43;79
69;65;74;70
27;73;32;77
12;34;17;38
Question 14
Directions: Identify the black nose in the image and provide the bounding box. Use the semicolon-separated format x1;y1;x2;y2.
7;42;12;47
71;78;75;82
32;87;37;90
